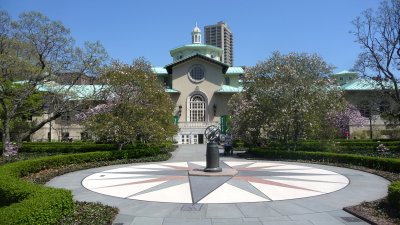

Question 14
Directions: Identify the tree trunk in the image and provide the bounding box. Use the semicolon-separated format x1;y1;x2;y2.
369;116;373;139
2;116;11;156
118;143;124;151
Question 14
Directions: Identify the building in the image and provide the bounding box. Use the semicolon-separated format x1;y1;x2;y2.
204;22;234;66
27;24;243;143
335;71;399;139
25;26;399;143
153;24;243;144
330;70;358;86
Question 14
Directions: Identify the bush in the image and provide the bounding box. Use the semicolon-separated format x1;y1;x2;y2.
19;142;115;153
0;147;164;224
388;181;400;211
16;142;175;154
248;148;400;173
257;140;400;157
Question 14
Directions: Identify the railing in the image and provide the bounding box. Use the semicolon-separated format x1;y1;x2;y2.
178;121;220;129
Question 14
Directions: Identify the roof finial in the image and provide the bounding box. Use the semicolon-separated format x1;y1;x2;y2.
192;22;201;44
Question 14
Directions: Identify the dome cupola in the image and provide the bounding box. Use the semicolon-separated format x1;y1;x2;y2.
191;22;202;44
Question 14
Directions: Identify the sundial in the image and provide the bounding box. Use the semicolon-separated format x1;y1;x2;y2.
204;125;220;143
204;125;222;172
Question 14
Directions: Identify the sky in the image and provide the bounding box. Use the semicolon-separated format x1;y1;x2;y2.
1;0;380;73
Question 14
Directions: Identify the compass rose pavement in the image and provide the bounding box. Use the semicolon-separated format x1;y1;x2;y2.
81;161;349;204
47;145;390;225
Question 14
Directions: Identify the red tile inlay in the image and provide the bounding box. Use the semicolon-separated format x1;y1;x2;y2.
236;165;284;171
94;176;185;189
234;176;322;193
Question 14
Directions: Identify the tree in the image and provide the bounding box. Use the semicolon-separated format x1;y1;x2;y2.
229;52;346;146
327;104;367;138
352;0;400;125
76;58;178;150
0;11;108;155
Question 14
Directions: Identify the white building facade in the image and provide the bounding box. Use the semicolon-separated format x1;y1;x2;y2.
153;24;243;144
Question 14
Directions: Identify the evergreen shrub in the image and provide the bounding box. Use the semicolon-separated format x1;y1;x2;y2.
248;148;400;173
388;181;400;211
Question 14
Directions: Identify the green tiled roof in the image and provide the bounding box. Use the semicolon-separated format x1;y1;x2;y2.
341;79;392;91
226;67;244;74
170;44;223;54
152;67;168;75
335;70;357;75
38;84;106;99
215;85;243;93
165;88;180;93
32;83;106;100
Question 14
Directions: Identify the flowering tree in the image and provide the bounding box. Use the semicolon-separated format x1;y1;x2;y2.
229;52;346;145
327;104;367;138
77;58;178;150
0;11;108;155
229;92;263;144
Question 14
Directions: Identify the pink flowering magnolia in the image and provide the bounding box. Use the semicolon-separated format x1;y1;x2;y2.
3;142;18;157
75;101;115;122
327;104;366;136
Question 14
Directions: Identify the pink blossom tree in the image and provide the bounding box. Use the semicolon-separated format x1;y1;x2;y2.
76;58;177;150
327;104;366;138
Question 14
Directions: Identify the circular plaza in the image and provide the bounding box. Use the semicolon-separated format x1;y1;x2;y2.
47;145;389;225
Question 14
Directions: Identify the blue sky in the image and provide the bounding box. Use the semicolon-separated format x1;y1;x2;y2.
1;0;380;73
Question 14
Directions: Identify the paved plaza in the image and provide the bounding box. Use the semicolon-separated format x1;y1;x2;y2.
47;145;390;225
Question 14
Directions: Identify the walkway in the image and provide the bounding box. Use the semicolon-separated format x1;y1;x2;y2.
46;144;390;225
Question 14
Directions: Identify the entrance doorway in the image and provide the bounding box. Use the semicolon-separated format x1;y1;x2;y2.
198;134;204;144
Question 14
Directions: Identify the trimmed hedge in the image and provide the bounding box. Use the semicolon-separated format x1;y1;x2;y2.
388;181;400;211
0;148;163;224
19;143;114;153
248;148;400;173
259;140;400;157
15;142;175;154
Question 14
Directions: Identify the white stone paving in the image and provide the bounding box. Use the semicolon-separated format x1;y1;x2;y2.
198;183;268;203
81;161;349;204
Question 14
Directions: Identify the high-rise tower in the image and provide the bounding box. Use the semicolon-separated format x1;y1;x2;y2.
204;21;233;66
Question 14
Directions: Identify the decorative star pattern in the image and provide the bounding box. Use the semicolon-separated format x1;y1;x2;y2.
82;161;349;203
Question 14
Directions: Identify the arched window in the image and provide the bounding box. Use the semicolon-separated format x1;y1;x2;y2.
189;95;206;122
359;100;371;118
379;101;390;113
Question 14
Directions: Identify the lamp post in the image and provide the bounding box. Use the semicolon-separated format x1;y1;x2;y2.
178;105;182;116
213;104;217;116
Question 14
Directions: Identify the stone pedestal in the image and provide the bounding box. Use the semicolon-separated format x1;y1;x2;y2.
204;142;222;172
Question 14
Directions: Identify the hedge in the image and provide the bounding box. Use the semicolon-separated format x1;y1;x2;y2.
260;140;400;154
0;141;174;154
388;181;400;211
248;148;400;173
0;148;163;225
